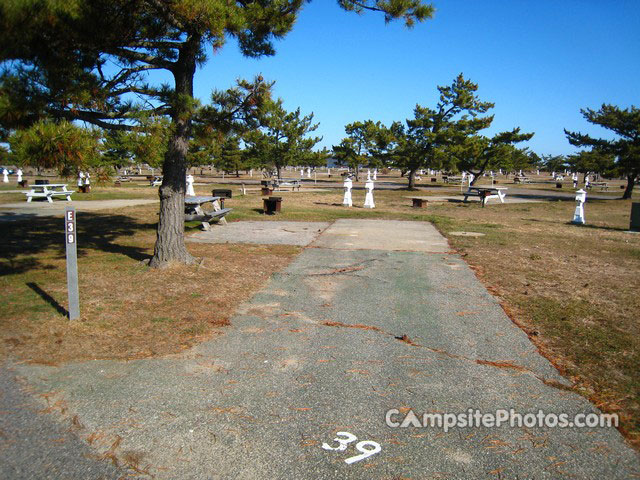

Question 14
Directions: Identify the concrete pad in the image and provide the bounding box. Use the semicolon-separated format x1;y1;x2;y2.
188;221;330;246
0;199;158;219
311;219;450;252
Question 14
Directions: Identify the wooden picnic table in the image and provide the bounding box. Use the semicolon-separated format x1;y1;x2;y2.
464;186;507;206
185;195;231;230
24;183;73;203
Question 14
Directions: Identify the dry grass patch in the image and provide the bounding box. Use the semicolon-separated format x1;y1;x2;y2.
0;205;300;363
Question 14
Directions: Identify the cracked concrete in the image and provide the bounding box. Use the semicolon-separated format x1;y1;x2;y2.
4;220;639;479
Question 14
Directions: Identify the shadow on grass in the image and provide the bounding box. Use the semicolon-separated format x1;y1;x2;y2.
572;223;631;232
26;282;68;317
0;212;157;275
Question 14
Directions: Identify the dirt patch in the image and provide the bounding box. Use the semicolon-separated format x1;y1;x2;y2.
321;320;383;332
475;359;529;372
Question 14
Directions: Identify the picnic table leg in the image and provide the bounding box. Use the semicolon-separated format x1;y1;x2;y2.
47;195;53;203
211;200;227;225
499;192;505;203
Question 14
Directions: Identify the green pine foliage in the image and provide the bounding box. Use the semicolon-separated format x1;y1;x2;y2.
244;98;321;178
9;119;101;174
332;120;383;180
565;105;640;198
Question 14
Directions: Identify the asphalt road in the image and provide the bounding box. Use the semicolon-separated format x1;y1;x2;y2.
4;220;639;479
0;366;130;479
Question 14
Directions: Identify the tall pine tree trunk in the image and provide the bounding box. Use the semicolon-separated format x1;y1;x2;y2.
408;168;417;190
622;173;637;200
149;37;200;268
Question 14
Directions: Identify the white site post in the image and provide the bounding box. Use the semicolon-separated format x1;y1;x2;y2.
364;179;375;208
572;189;587;225
186;174;195;196
342;176;353;207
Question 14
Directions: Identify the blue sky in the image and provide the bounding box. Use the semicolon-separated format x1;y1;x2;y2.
189;0;639;156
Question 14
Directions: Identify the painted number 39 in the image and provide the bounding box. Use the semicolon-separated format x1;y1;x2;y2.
321;432;381;464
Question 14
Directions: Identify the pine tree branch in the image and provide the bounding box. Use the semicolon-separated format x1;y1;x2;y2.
111;48;175;69
128;40;184;50
143;0;186;31
106;65;161;90
53;109;135;131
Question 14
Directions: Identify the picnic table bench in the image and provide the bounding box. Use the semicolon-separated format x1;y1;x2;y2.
185;195;231;230
588;181;609;191
443;175;463;184
273;178;301;191
463;186;507;206
24;184;73;203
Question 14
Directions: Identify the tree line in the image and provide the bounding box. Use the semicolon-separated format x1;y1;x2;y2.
6;72;636;200
4;82;327;179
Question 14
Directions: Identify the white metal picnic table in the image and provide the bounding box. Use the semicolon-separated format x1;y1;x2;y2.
24;183;73;203
464;186;507;206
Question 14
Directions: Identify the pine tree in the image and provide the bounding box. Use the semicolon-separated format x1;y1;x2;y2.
332;121;382;181
244;99;321;179
565;105;640;199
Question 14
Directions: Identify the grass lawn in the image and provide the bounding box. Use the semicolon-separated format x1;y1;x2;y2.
1;183;638;448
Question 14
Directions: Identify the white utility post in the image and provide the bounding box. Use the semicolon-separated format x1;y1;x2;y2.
343;176;353;207
572;189;587;225
363;179;375;208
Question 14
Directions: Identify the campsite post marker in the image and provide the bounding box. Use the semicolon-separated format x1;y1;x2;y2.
65;207;80;320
